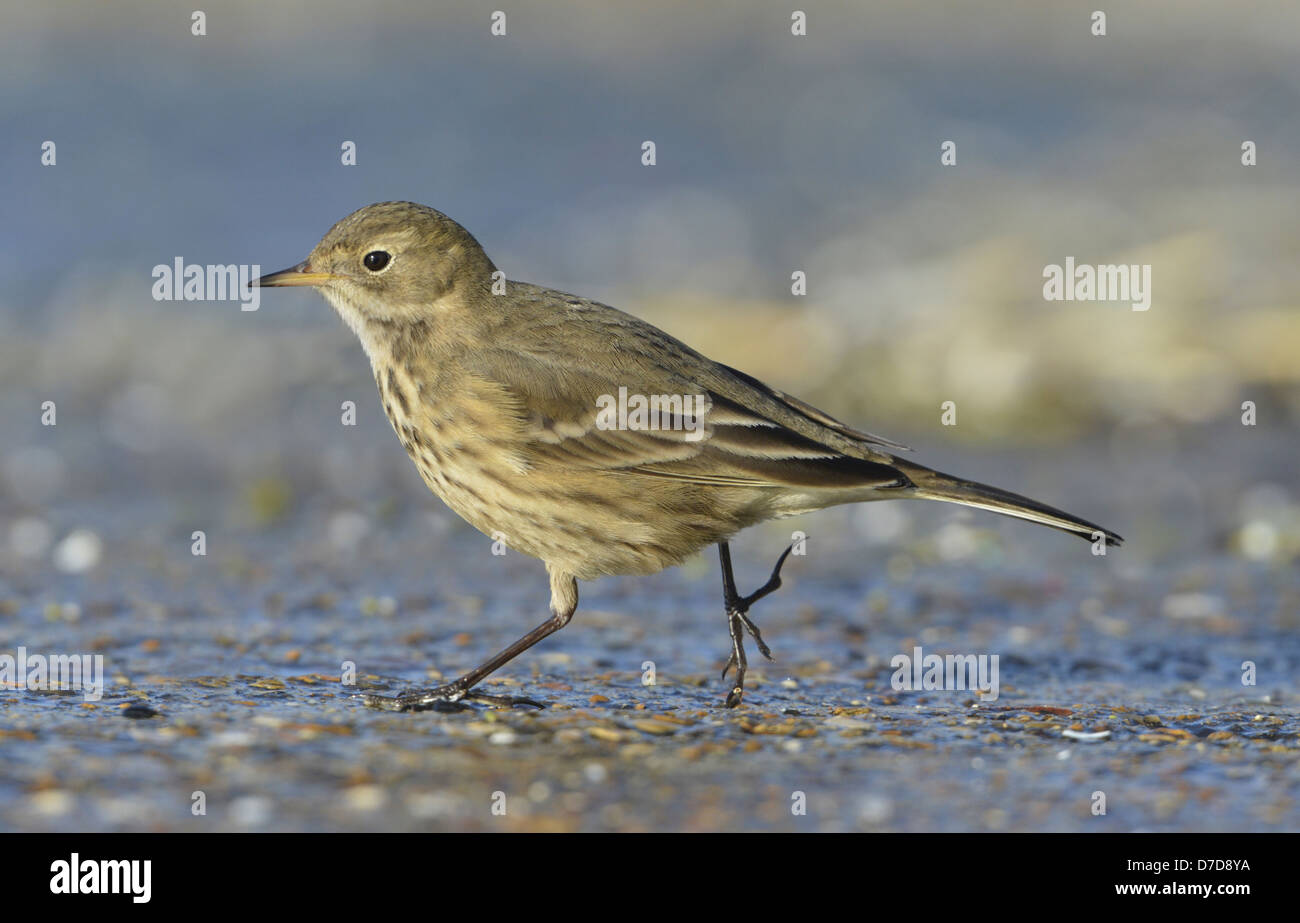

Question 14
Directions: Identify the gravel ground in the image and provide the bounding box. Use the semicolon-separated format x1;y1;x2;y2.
3;450;1296;832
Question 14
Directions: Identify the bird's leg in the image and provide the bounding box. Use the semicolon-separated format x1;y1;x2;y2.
717;542;794;707
358;588;577;711
723;609;748;708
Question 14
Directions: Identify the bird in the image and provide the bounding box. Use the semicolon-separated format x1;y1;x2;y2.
256;201;1122;710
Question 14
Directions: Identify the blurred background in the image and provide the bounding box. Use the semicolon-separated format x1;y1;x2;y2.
2;0;1298;570
1;1;1298;832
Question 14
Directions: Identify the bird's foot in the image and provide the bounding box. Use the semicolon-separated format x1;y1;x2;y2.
721;610;774;707
727;610;774;663
356;683;546;712
718;543;794;707
721;610;774;679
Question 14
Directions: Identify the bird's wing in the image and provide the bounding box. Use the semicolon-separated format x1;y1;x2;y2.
450;287;1120;545
458;295;910;492
706;361;910;453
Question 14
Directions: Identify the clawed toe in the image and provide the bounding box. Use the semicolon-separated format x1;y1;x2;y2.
460;691;547;709
738;612;773;661
355;685;546;712
354;687;465;712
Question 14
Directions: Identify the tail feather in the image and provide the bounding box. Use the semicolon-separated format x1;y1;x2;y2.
898;464;1123;547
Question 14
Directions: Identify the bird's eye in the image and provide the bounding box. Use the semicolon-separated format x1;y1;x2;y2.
363;250;391;272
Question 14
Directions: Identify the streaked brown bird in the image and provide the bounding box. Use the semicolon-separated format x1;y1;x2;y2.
257;201;1121;709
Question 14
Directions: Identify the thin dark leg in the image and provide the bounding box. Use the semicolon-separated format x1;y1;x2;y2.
724;610;748;708
717;541;795;707
358;612;567;711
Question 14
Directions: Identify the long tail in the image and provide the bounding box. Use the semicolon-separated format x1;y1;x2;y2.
894;462;1123;547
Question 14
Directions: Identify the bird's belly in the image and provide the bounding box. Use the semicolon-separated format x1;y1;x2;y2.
399;433;749;579
376;368;764;578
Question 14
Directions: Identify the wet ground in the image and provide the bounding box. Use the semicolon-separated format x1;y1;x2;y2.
5;0;1300;836
2;465;1297;832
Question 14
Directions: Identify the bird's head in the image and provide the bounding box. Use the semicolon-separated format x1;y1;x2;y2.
257;201;497;334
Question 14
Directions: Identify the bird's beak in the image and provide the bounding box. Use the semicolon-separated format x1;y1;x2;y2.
255;261;340;287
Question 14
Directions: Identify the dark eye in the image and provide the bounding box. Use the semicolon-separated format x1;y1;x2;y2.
363;250;391;272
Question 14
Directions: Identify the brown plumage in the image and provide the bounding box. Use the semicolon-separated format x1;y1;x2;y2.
258;201;1122;709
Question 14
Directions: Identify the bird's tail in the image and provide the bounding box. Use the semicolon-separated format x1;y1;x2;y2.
894;462;1123;547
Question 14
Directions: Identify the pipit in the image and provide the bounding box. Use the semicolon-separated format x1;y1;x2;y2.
257;201;1121;709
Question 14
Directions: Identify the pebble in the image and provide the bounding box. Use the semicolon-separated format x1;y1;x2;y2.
1062;729;1111;742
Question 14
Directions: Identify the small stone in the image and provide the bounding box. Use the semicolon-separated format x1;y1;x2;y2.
633;719;678;736
121;703;161;719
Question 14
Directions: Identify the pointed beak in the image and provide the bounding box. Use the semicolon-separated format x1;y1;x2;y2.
255;261;340;287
